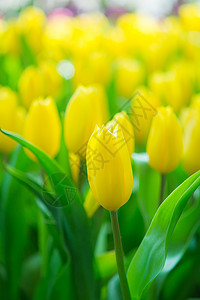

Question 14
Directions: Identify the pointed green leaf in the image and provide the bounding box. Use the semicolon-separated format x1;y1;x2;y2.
127;170;200;300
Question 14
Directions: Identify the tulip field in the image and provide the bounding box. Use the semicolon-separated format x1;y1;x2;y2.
0;3;200;300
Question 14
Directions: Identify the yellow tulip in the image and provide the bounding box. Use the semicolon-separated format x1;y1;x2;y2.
86;125;133;211
106;111;134;156
24;97;61;159
182;110;200;174
18;66;43;109
0;87;18;153
84;189;100;217
64;86;108;158
1;19;21;55
72;51;111;87
91;84;109;125
115;58;144;98
17;6;46;53
15;106;26;134
179;4;200;31
39;60;62;97
69;152;80;184
130;86;161;145
149;62;193;113
147;106;183;174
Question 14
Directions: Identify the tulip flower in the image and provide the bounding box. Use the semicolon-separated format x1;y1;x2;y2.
72;51;111;87
147;106;183;174
64;86;108;158
179;4;200;31
69;152;80;184
24;97;61;159
182;111;200;174
130;86;161;145
86;124;133;300
106;111;134;156
39;60;62;97
84;189;100;218
0;87;18;153
115;57;144;98
18;66;43;109
149;62;193;113
86;124;133;211
17;6;46;53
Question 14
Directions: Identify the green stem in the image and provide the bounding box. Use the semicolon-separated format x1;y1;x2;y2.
159;173;166;205
110;211;131;300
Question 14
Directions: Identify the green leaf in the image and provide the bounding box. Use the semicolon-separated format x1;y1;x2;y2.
127;170;200;300
96;250;117;280
1;130;96;300
0;147;33;300
132;153;160;228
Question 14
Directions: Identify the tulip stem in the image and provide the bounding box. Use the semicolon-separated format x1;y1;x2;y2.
110;211;131;300
159;173;166;205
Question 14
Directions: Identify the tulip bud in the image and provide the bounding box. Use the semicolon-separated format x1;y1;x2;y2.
72;51;111;87
69;152;80;184
64;86;108;158
182;111;200;174
0;87;18;153
24;97;61;159
130;86;161;145
15;106;26;134
115;58;144;98
39;61;62;98
86;125;133;211
17;6;46;53
149;62;193;113
106;111;134;156
179;4;200;31
18;66;43;109
84;189;100;217
147;106;183;174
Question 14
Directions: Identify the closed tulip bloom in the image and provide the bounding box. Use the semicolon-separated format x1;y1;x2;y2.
18;66;43;109
0;87;18;153
15;106;26;134
182;111;200;174
64;86;108;158
39;61;62;97
147;106;183;174
24;97;61;159
69;152;80;184
179;4;200;31
130;86;161;145
106;111;134;156
84;189;100;218
17;6;46;53
86;125;133;211
115;58;144;98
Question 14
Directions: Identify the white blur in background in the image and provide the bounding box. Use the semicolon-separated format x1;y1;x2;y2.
0;0;200;17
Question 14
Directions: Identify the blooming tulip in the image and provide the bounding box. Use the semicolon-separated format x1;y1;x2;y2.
147;106;183;173
24;97;61;159
86;125;133;211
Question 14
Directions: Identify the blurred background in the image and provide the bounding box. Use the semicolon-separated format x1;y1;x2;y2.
1;0;200;18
